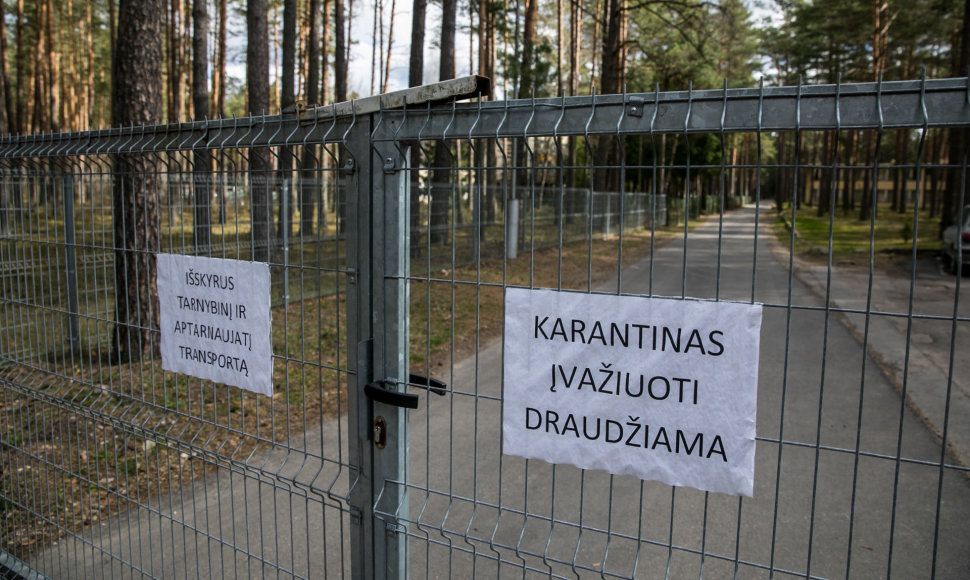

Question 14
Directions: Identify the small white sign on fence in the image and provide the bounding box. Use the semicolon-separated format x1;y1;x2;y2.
157;254;273;396
502;288;762;496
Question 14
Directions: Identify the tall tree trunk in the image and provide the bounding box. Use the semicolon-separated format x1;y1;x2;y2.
33;0;47;132
818;132;834;217
860;132;874;221
383;0;396;93
590;0;601;83
894;129;907;213
192;0;211;254
408;0;426;255
481;0;498;225
0;2;10;132
518;0;537;97
65;0;79;130
335;0;347;101
943;0;969;234
278;0;297;240
474;0;494;235
215;0;228;224
333;0;348;233
14;0;25;133
862;0;888;221
556;0;563;95
168;0;182;121
872;0;889;75
429;0;456;245
347;0;355;84
370;0;379;93
843;131;857;213
214;0;228;118
408;0;426;89
9;0;26;222
45;0;59;131
248;0;272;262
468;0;475;75
594;0;623;193
301;0;321;236
182;0;191;116
321;0;330;104
929;128;945;218
86;0;95;128
317;0;331;234
112;0;163;363
513;0;538;204
564;0;579;217
0;5;7;232
776;133;786;212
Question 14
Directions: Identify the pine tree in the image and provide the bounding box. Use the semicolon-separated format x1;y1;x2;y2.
301;0;321;236
278;0;297;240
248;0;272;262
111;0;163;362
192;0;211;253
429;0;457;244
408;0;427;254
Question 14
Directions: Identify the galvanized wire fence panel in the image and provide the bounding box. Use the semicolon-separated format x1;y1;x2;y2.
1;76;970;579
0;115;359;578
372;78;970;579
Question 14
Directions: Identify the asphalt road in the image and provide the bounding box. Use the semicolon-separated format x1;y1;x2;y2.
35;204;970;579
407;204;970;579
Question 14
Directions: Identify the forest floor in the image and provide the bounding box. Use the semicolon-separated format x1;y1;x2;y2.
0;215;691;559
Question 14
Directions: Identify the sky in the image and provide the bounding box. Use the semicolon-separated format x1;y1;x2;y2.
224;0;468;105
224;0;778;106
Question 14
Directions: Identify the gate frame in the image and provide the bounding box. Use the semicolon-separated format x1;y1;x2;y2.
345;77;490;580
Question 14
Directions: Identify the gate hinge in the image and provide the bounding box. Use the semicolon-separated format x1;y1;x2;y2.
364;374;448;409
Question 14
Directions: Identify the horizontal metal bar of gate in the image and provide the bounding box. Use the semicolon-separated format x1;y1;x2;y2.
3;77;965;160
377;77;970;140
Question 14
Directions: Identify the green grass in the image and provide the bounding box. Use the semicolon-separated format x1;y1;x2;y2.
774;203;942;257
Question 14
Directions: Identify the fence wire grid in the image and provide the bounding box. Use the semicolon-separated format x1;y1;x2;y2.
1;76;970;579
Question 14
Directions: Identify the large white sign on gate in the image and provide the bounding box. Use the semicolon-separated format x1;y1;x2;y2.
158;254;273;396
502;288;762;496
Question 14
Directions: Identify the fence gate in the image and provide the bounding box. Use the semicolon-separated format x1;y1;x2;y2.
2;76;970;579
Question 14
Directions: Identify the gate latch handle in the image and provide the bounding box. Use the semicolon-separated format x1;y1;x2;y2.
407;373;448;396
364;374;448;409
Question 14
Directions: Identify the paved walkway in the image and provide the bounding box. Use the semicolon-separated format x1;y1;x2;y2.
783;234;970;467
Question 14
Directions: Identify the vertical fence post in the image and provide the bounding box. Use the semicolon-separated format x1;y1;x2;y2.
369;139;410;579
282;177;290;309
345;122;374;580
606;192;612;238
472;180;481;262
347;114;409;579
507;199;519;260
62;173;80;353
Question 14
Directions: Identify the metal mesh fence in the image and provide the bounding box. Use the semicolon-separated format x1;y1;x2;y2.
0;122;357;578
1;76;969;578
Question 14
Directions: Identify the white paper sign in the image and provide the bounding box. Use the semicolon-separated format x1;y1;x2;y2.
157;254;273;396
502;288;762;496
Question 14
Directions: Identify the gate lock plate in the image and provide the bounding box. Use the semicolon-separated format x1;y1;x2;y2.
364;374;448;409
